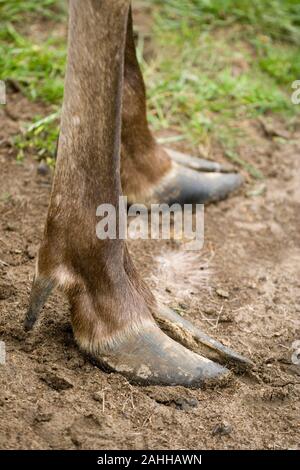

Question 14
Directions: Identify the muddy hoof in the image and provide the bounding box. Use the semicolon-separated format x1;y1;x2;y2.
92;322;231;388
153;163;243;206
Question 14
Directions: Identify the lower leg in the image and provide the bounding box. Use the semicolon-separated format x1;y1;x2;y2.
26;0;153;347
25;0;234;386
121;10;243;205
120;8;172;203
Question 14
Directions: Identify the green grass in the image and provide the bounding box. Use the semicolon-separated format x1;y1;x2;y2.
0;23;66;103
142;0;300;174
152;0;300;43
0;0;65;161
1;0;300;177
256;40;300;86
0;0;64;22
13;111;59;165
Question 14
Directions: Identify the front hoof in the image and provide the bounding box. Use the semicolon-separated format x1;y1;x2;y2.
90;323;231;388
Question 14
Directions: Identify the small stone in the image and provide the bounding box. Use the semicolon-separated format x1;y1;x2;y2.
175;397;198;411
4;224;15;232
212;421;232;436
92;391;104;403
26;244;36;260
248;283;257;289
40;372;73;391
203;307;215;316
37;161;50;176
34;412;53;423
179;303;188;311
219;314;232;323
216;288;229;299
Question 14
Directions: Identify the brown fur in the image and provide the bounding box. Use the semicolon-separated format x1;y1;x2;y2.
120;7;172;203
33;0;157;353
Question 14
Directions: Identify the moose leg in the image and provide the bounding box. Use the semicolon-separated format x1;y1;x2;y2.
121;8;243;206
24;0;242;387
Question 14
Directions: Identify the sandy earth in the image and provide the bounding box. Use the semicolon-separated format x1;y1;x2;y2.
0;12;300;451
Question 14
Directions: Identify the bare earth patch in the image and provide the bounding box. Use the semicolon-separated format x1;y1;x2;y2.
0;82;300;449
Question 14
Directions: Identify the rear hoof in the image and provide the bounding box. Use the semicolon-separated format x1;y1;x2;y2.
153;163;243;206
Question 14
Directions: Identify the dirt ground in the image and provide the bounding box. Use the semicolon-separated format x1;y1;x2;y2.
0;13;300;451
